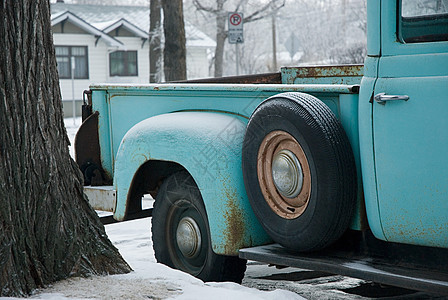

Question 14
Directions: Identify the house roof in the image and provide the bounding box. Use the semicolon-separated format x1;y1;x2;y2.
51;3;216;48
51;11;125;49
93;18;148;39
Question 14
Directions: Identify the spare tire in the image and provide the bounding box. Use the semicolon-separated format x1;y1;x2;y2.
242;92;357;252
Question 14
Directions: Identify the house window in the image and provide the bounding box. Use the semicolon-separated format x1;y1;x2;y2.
110;51;138;76
55;46;89;79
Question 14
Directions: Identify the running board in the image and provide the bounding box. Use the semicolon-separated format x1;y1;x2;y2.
239;243;448;295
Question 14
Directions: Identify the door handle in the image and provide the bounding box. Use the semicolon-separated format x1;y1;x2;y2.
374;93;410;104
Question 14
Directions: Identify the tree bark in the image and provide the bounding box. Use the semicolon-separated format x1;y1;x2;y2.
150;0;162;83
0;1;131;297
162;0;187;81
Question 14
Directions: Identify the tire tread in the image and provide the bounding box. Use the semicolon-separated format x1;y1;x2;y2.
152;171;247;283
243;92;357;251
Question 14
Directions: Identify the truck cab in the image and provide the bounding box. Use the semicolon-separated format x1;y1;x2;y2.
360;0;448;248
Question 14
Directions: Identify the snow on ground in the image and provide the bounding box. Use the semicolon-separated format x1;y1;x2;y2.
28;216;303;300
0;118;305;299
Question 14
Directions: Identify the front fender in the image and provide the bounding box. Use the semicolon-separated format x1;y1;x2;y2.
113;111;271;255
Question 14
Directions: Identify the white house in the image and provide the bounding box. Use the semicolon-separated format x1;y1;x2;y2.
50;3;216;117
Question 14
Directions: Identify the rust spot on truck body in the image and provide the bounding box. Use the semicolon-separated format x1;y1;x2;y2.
75;112;112;185
281;64;363;86
283;64;363;78
222;180;247;255
173;72;282;84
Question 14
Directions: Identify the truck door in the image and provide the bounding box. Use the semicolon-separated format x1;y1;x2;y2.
372;1;448;248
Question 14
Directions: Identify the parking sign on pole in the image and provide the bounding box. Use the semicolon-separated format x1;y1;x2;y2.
228;12;243;44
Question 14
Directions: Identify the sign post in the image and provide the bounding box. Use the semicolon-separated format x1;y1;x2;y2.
284;32;300;61
228;12;243;75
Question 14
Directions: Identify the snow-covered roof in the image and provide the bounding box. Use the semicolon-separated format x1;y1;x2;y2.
93;18;149;39
51;3;216;48
51;10;125;49
184;22;216;48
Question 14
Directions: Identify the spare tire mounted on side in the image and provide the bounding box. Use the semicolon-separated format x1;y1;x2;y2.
242;92;357;252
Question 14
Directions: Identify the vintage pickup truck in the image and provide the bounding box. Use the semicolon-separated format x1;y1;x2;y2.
75;0;448;294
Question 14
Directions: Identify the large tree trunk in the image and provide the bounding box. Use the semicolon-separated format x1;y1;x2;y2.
149;0;162;83
162;0;187;81
0;1;131;297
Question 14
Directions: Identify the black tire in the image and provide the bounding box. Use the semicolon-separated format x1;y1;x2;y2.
152;171;247;283
242;92;357;252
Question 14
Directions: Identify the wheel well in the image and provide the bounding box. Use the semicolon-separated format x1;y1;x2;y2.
126;160;187;215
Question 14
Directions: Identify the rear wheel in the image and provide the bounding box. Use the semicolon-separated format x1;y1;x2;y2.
152;171;247;283
242;92;357;252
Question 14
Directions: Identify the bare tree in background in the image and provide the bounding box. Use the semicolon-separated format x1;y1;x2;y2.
329;43;367;64
162;0;187;81
150;0;163;82
0;1;131;296
193;0;285;77
328;0;367;64
273;0;367;65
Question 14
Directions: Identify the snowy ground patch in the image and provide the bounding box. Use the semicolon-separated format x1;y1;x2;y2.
25;216;303;300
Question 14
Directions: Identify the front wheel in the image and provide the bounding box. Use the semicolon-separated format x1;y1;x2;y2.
152;171;247;283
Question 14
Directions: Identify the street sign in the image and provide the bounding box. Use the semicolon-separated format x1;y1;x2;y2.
284;32;300;59
228;12;244;44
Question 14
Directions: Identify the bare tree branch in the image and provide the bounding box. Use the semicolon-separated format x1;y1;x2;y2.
234;0;246;13
193;0;221;13
244;0;285;23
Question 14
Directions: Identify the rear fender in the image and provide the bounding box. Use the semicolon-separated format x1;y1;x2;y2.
113;111;271;255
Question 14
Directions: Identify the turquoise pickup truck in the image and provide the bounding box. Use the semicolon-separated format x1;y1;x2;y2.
75;0;448;293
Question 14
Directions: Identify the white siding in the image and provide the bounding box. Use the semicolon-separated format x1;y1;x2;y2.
53;34;150;102
186;47;212;79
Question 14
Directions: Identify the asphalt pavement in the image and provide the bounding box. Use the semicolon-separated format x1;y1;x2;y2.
242;261;446;299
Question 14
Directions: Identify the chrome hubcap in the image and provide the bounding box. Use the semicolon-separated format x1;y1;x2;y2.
176;216;202;258
257;130;311;219
272;149;303;198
